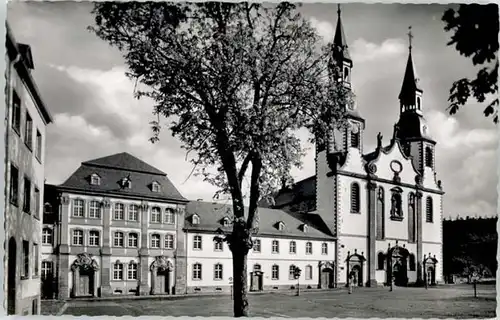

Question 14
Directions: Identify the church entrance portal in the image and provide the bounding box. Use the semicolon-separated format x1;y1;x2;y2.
423;254;438;286
386;242;409;287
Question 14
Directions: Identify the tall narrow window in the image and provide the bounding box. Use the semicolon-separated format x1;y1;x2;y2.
288;265;296;279
41;261;52;280
350;183;360;213
350;131;360;149
89;200;101;219
390;189;403;220
128;233;138;247
344;66;350;82
114;232;124;247
425;146;433;168
34;187;40;218
36;130;42;161
22;240;29;278
272;240;279;253
377;252;385;270
9;165;19;206
408;193;416;242
165;234;174;249
305;265;313;280
193;235;202;250
73;199;84;217
89;231;100;246
151;207;161;223
25;111;33;150
376;187;385;240
426;196;434;223
214;238;223;251
128;263;138;280
33;243;39;276
23;177;31;213
12;91;21;133
321;243;328;255
113;263;124;280
305;242;313;254
151;234;160;248
72;230;83;245
272;265;279;280
165;208;175;224
193;263;202;280
253;239;261;252
214;263;223;280
114;203;124;220
289;241;296;254
42;228;52;245
128;205;138;221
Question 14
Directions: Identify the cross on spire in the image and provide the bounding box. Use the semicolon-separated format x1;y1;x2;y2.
337;4;341;17
408;26;413;52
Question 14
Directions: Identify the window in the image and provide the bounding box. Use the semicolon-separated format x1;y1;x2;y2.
321;243;328;255
306;242;313;254
272;240;279;253
409;254;416;271
36;130;42;161
277;222;285;231
22;240;29;278
152;182;160;192
72;230;83;246
41;261;52;280
192;214;200;225
302;224;308;233
193;235;202;250
25;111;33;149
426;197;433;223
128;233;138;247
165;208;175;224
113;263;124;280
193;263;202;280
376;187;385;240
222;217;230;227
288;265;295;279
34;187;40;218
425;146;433;168
12;90;21;133
253;239;261;252
114;203;124;220
89;231;100;246
214;238;223;251
377;252;385;270
128;205;138;221
128;263;138;280
23;177;31;213
89;201;101;219
73;199;84;217
271;265;279;280
151;207;161;223
344;66;350;82
9;165;19;206
33;243;39;276
350;131;360;148
114;232;124;247
408;193;416;242
417;97;421;110
42;228;52;245
350;183;360;213
151;234;160;248
90;174;100;186
165;234;174;249
214;263;223;280
305;265;313;280
289;241;296;254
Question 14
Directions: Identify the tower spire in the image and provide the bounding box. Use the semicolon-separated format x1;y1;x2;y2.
398;26;421;110
333;4;351;62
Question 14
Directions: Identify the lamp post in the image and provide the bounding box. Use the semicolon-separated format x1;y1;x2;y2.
293;266;302;296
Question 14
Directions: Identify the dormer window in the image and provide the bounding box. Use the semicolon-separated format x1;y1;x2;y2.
120;177;131;189
222;217;230;227
151;181;161;193
302;224;308;233
192;214;200;225
277;221;285;231
90;174;100;186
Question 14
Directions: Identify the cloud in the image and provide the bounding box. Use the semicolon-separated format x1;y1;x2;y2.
351;38;406;63
309;17;334;43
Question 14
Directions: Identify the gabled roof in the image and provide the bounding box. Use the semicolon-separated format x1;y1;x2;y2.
260;176;316;210
58;152;187;203
184;201;334;239
83;152;166;175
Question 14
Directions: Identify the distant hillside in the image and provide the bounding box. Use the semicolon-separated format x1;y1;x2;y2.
443;216;498;283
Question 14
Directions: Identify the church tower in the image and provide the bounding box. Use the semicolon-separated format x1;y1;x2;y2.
395;27;436;177
328;5;366;156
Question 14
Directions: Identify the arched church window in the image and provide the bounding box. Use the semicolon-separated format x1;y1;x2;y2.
377;252;385;270
409;254;416;271
350;183;360;213
343;66;350;82
408;193;416;242
426;197;433;223
376;187;385;240
425;146;433;168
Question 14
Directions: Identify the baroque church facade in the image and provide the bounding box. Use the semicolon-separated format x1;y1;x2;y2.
40;10;443;299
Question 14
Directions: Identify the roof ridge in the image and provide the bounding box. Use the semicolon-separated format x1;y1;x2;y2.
82;152;166;175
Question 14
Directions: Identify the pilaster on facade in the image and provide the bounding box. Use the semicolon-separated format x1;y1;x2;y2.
366;181;377;287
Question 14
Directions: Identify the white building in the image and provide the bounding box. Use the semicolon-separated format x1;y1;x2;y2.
5;24;53;315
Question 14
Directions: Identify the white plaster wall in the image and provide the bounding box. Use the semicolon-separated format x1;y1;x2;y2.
337;235;367;284
422;242;443;283
421;194;442;243
338;176;367;236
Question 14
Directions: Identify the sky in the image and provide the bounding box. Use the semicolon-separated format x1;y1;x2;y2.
7;2;498;219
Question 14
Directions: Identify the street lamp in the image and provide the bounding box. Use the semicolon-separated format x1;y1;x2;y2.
293;266;302;296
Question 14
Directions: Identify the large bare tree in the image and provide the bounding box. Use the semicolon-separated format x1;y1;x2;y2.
90;2;351;316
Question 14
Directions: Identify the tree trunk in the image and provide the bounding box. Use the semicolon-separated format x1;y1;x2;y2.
232;247;249;317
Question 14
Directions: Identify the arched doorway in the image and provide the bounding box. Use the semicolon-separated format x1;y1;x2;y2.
250;264;263;291
71;253;99;298
423;254;438;286
386;242;409;287
7;237;16;314
345;250;366;287
318;261;335;289
150;256;174;295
